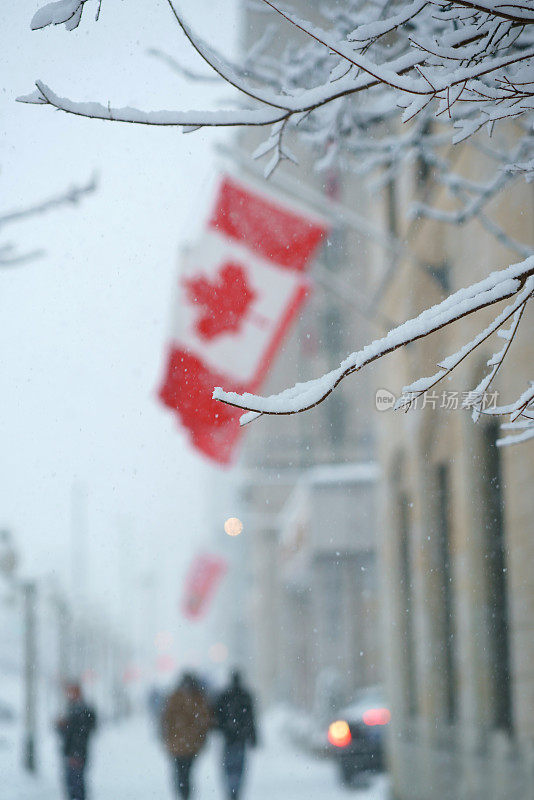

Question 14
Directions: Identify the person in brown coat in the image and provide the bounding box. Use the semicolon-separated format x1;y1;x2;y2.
162;673;212;799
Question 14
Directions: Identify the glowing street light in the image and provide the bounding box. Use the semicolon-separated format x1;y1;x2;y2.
224;517;243;537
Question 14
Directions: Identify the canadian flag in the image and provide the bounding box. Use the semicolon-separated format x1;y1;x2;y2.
181;553;228;620
158;174;328;464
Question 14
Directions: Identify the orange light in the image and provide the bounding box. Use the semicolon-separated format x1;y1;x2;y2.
362;707;391;726
328;720;352;747
224;517;243;537
224;517;243;536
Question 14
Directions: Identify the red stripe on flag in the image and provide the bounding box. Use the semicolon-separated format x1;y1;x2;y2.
158;347;245;465
208;176;326;271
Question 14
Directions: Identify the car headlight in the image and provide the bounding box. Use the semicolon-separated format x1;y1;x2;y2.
328;720;352;747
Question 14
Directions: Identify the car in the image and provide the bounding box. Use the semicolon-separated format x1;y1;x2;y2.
326;687;390;787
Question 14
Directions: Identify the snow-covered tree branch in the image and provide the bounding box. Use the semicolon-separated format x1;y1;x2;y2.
213;258;534;423
23;0;534;442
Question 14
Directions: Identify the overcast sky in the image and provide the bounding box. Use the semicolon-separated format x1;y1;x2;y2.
1;0;241;646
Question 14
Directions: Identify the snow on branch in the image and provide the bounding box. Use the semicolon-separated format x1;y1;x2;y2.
31;0;96;31
17;81;286;128
23;0;534;137
213;257;534;424
498;411;534;446
447;1;534;25
396;277;533;413
25;0;534;442
22;0;534;208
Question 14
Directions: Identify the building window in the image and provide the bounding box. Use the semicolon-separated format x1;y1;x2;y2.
436;463;457;724
481;422;512;732
398;491;418;718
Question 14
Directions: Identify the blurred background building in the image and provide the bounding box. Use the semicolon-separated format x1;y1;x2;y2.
376;133;534;799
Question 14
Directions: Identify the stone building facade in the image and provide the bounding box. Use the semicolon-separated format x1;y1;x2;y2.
376;131;534;799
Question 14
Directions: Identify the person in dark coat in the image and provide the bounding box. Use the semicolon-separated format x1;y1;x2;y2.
161;672;212;799
55;682;97;800
214;670;257;800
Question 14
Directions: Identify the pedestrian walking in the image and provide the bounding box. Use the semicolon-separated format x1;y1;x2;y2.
161;672;212;799
55;682;97;800
214;670;257;800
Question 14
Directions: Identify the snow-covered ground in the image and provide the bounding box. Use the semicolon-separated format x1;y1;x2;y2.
1;709;389;800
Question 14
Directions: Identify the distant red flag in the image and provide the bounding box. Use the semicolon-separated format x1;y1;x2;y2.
158;174;328;464
181;553;227;620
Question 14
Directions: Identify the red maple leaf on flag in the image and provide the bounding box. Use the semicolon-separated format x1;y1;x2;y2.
183;262;257;341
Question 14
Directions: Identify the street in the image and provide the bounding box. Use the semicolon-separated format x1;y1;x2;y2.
2;711;389;800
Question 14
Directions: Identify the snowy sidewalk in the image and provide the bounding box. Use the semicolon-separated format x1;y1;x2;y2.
1;712;390;800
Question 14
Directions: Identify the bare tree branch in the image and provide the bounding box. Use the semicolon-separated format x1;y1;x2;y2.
0;173;97;269
0;243;45;268
0;173;97;230
147;48;220;83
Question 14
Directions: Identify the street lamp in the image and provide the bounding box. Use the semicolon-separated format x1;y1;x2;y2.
22;580;37;772
224;517;243;537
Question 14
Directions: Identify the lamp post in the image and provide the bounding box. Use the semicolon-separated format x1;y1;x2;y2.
22;579;37;772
